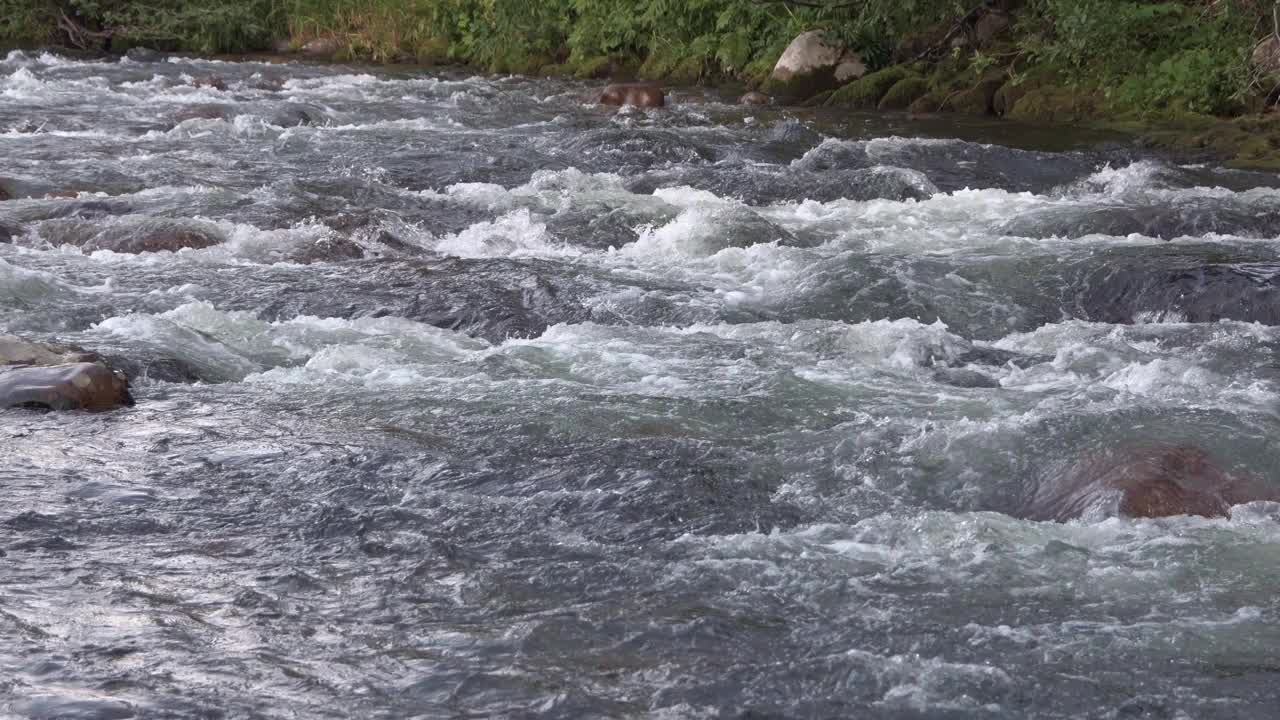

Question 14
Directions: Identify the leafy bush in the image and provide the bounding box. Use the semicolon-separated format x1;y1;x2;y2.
1;0;1274;121
1019;0;1260;116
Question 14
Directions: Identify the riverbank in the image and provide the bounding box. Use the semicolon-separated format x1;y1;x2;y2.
5;0;1280;169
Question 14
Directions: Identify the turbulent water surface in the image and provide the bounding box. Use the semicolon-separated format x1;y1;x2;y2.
3;51;1280;719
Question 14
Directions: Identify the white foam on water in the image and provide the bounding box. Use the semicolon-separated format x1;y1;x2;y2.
0;255;77;302
433;209;582;259
417;168;674;233
93;301;487;384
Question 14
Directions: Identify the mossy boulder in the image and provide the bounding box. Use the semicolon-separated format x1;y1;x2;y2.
826;65;913;108
947;78;1003;115
801;90;835;107
1192;116;1280;167
1007;87;1098;124
667;57;704;85
908;92;945;114
895;23;952;64
878;76;930;110
992;65;1063;116
992;82;1021;116
573;56;613;79
414;37;450;66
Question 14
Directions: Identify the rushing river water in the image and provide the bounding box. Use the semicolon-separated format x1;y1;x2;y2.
2;50;1280;719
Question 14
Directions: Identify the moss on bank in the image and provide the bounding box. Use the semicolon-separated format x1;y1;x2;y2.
826;66;913;108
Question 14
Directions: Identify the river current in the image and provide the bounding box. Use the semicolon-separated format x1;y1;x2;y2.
2;51;1280;719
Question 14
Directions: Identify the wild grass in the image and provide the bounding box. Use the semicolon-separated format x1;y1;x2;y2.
0;0;1275;118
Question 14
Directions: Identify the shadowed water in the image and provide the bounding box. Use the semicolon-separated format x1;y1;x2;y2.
2;50;1280;719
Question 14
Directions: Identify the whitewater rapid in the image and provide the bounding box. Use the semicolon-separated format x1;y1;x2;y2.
2;50;1280;718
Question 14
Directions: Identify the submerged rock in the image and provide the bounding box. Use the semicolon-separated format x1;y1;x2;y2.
124;47;164;63
762;30;865;102
171;103;235;125
1074;256;1280;325
598;83;665;108
191;76;228;91
1021;445;1275;522
71;221;224;254
0;335;133;411
270;104;327;128
289;235;366;264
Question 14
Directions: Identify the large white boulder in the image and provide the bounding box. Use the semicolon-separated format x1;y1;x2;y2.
762;31;866;102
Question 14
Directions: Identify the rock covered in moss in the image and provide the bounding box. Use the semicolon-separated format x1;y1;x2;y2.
1007;87;1098;123
878;76;930;110
949;78;1003;115
573;56;613;79
826;65;913;108
762;31;866;103
970;10;1011;48
908;92;944;114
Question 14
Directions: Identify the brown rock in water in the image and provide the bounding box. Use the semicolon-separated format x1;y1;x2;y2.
738;91;770;106
1;335;95;366
0;363;134;411
0;335;133;411
191;76;228;91
1021;445;1276;522
599;83;665;108
171;104;234;125
81;224;223;254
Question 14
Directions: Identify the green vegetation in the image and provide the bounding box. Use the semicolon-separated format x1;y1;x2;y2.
3;0;1280;165
0;0;281;53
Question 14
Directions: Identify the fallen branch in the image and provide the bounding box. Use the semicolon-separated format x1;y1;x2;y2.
912;3;991;63
56;9;111;50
